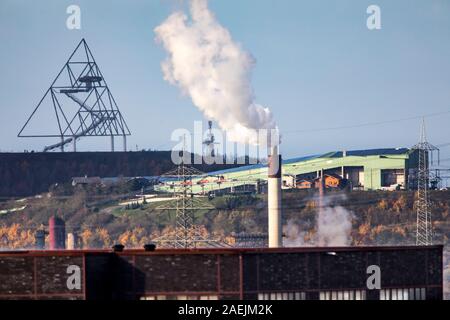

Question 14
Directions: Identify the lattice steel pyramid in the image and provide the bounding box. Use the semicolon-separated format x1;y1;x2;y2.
18;39;130;152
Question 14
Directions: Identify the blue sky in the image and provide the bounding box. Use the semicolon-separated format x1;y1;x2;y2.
0;0;449;163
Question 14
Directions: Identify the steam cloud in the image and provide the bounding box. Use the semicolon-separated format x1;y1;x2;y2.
283;222;308;247
316;196;354;246
284;194;354;247
155;0;277;146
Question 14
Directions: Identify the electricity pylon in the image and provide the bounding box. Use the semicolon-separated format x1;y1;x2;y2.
411;119;439;246
154;147;226;248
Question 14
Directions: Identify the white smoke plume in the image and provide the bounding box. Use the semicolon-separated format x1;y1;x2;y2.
284;194;354;247
283;220;309;247
316;197;354;246
154;0;277;146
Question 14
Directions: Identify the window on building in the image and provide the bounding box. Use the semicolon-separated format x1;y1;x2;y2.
380;288;426;300
319;290;366;300
258;292;306;300
140;295;219;300
200;295;219;300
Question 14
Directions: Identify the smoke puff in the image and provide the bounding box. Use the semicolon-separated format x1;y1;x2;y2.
155;0;277;146
284;194;354;247
316;205;353;246
284;220;308;247
316;194;353;246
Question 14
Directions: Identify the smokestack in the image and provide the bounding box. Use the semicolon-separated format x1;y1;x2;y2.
35;230;46;249
319;169;325;198
268;145;282;248
318;169;325;219
49;216;66;250
67;232;77;250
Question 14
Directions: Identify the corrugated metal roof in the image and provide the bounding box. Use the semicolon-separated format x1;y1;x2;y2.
204;163;265;176
154;147;412;193
203;148;410;177
327;148;410;158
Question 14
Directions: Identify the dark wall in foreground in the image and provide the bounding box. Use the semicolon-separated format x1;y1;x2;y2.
0;246;443;300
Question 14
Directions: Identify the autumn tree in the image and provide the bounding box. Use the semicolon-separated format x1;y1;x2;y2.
0;224;35;249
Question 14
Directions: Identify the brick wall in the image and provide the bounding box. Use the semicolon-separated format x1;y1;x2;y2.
0;246;443;300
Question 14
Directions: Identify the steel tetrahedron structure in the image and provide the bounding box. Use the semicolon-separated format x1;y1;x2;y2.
18;39;131;152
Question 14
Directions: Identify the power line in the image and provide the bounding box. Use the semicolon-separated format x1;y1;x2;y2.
282;110;450;134
437;142;450;148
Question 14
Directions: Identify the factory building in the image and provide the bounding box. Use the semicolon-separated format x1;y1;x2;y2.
156;148;420;194
0;246;442;300
285;149;417;191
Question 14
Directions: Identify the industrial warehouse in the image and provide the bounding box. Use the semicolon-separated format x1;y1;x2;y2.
156;148;421;195
0;246;443;300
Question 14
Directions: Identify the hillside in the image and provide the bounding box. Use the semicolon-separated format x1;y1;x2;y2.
0;188;448;298
0;151;242;197
1;188;448;245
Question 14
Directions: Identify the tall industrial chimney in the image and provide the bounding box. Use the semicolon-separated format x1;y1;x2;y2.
35;230;46;249
318;169;325;218
268;145;282;248
67;232;77;250
49;216;66;250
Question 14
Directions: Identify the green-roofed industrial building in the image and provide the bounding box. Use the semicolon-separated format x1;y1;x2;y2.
155;148;420;194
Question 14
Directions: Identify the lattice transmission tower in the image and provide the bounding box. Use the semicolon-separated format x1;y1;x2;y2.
154;145;226;248
411;119;439;246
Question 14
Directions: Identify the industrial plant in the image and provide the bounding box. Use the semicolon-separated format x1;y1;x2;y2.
0;129;445;299
0;0;449;303
155;147;429;194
